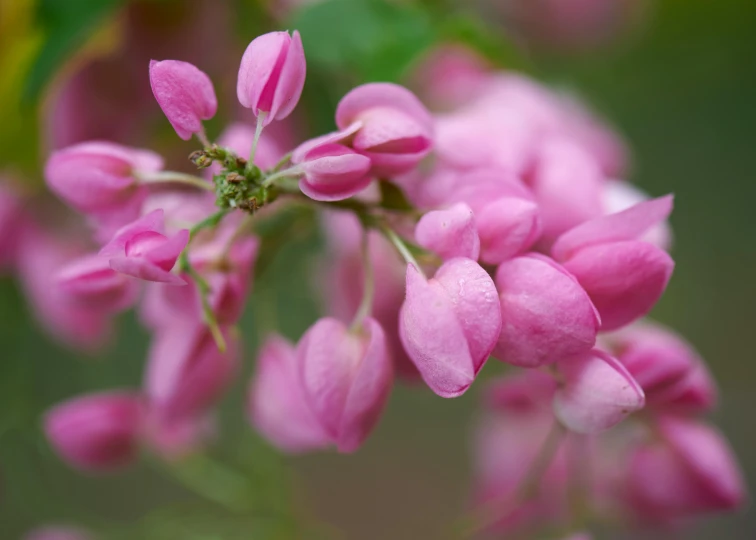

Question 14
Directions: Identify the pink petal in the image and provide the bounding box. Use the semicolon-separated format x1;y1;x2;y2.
562;241;674;331
270;30;306;122
415;203;480;261
552;195;674;262
553;350;645;433
99;209;165;257
237;31;290;113
477;197;541;264
336;82;433;132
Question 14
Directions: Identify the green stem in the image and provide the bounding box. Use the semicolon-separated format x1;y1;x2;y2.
196;127;211;148
247;111;267;171
262;166;304;188
380;225;424;276
178;209;232;352
138;171;214;191
350;229;375;332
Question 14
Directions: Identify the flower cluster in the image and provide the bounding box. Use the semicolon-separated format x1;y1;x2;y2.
0;26;742;537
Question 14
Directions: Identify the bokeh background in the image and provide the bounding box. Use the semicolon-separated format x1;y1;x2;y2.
1;0;754;538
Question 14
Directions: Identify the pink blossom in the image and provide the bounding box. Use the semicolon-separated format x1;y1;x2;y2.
335;83;433;176
149;59;217;140
551;196;675;330
237;31;306;125
248;335;331;453
493;254;599;368
44;391;143;472
602;179;673;250
411;45;491;109
400;258;501;397
553;349;645;433
57;254;139;313
628;417;746;521
605;322;717;414
16;226;112;351
99;209;188;285
323;212;419;380
140;227;258;329
298;317;393;453
44;141;162;216
414;203;480;260
145;322;238;424
528;138;604;246
292;142;372;201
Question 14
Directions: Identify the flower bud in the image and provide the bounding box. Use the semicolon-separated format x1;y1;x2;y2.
44;141;162;215
99;209;188;285
529;138;604;245
149;60;217;141
298;317;393;453
248;335;330;453
237;31;305;125
476;197;541;264
57;254;139;313
335;83;433;176
552;195;675;330
17;226;112;351
400;258;501;397
44;391;143;472
145;322;238;424
415;203;480;260
628;417;746;520
493;254;599;368
606;322;717;413
292;142;372;201
553;349;645;433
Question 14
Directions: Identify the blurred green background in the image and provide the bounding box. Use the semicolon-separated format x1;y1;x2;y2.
1;0;754;538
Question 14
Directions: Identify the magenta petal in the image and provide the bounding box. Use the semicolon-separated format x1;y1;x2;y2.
399;264;476;398
552;195;674;261
337;318;393;453
57;254;139;312
415;203;480;260
298;143;372;201
149;59;217;140
270;30;306;123
99;209;165;257
291;122;363;164
562;241;675;331
553;350;645;433
140;228;189;271
433;258;502;366
493;255;599;367
336;82;433;132
110;256;186;285
477;197;541;264
43;391;143;472
248;335;330;453
237;31;290;112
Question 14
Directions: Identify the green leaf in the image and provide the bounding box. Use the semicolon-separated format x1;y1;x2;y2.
290;0;436;83
23;0;126;103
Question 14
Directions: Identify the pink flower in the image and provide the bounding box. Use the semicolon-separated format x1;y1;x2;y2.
237;31;306;125
248;335;331;453
44;141;162;216
628;417;746;521
529;138;604;246
410;45;491;109
145;322;238;424
440;169;541;264
149;59;216;141
100;209;189;285
140;227;258;329
335;83;433;176
298;317;393;453
551;195;675;330
605;322;717;414
414;203;480;260
44;391;143;472
400;258;501;397
493;254;599;368
602;179;673;250
553;349;645;433
16;226;112;351
322;212;420;380
292;142;372;201
57;254;139;313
